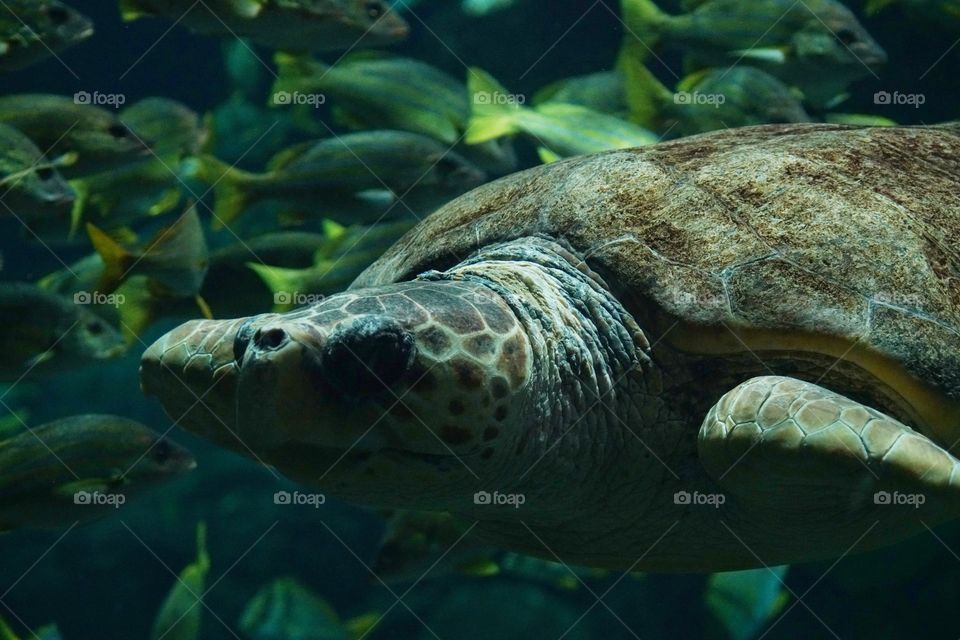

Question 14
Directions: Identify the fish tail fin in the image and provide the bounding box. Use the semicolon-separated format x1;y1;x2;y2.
271;52;328;105
466;67;524;144
183;156;256;230
620;0;669;58
86;223;135;294
119;0;149;20
247;263;301;308
620;54;672;129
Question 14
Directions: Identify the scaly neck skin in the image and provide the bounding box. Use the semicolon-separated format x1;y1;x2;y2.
421;236;667;525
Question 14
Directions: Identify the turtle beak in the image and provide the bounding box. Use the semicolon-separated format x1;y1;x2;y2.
140;318;251;450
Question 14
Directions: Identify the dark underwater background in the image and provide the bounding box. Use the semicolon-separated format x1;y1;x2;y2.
1;1;959;639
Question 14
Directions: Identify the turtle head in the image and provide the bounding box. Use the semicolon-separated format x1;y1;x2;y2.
140;280;533;507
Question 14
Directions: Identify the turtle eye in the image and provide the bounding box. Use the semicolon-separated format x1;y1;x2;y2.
86;320;104;336
45;6;70;25
365;1;384;18
36;167;55;181
320;317;416;396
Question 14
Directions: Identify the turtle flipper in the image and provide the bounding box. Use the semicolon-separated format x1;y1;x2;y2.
699;376;960;541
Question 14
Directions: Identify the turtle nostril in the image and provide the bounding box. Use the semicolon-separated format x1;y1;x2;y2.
254;328;288;351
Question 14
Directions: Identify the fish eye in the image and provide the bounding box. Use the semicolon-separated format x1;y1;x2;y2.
45;6;70;25
86;321;104;336
835;29;858;46
36;167;55;181
364;1;384;18
107;124;129;139
151;438;172;464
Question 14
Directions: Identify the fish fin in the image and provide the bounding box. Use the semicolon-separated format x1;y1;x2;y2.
456;559;501;577
0;613;21;640
55;479;116;497
272;52;329;103
183;156;257;229
247;263;301;306
146;187;183;217
620;0;669;56
195;295;213;320
620;54;672;129
729;47;788;64
345;613;381;640
536;147;563;164
822;92;850;110
25;350;55;369
231;0;263;18
119;0;149;20
137;207;209;296
465;68;523;144
67;180;88;240
115;278;156;343
87;222;135;294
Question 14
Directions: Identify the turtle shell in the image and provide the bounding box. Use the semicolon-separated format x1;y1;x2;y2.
355;124;960;435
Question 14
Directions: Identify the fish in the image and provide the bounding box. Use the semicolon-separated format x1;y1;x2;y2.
0;414;196;531
622;0;888;108
824;113;898;126
239;577;379;640
272;51;517;174
0;94;150;177
66;98;207;230
466;68;659;162
622;59;811;135
87;207;210;299
0;122;75;223
189;130;487;226
0;1;93;72
0;282;126;381
120;0;409;52
150;522;209;640
248;219;414;308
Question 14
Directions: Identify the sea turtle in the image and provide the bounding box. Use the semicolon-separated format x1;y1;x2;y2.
141;123;960;571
